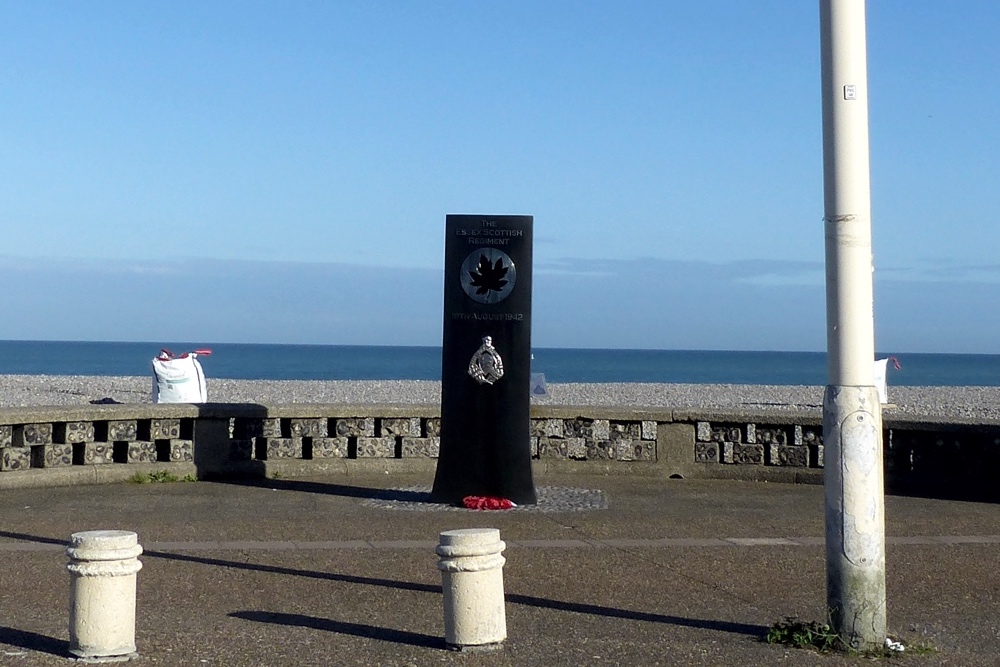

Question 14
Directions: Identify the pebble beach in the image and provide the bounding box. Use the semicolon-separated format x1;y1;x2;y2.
1;374;1000;422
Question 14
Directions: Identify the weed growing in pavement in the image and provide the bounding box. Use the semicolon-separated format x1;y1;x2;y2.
765;617;840;652
128;470;196;484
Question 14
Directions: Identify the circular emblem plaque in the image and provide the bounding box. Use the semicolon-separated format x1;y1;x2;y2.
460;248;516;304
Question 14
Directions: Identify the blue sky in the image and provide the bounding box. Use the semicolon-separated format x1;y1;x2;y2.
1;2;997;352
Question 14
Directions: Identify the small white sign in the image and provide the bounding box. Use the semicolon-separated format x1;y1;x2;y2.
844;84;857;100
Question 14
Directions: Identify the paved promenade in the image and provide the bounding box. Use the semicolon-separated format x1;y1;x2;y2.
1;473;998;666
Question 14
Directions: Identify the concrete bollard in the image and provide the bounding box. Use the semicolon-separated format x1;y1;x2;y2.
66;530;143;661
436;528;507;650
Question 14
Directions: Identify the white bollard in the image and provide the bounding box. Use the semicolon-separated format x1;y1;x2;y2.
67;530;143;661
436;528;507;650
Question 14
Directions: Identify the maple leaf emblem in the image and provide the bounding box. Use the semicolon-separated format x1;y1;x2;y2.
468;254;509;297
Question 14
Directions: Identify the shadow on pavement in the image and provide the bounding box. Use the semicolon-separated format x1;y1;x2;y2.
148;551;764;638
0;530;66;545
0;627;68;658
214;477;435;503
229;611;445;649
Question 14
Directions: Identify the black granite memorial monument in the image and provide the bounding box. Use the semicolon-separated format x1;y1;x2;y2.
431;214;537;505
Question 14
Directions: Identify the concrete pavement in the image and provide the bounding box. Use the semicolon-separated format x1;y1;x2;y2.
1;473;998;666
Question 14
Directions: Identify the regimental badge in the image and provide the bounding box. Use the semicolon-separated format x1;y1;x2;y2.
460;249;516;304
468;336;504;385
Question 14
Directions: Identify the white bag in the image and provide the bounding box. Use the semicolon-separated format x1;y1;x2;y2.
152;349;211;403
873;356;900;405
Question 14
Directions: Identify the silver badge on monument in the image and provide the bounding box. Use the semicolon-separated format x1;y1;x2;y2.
468;336;504;385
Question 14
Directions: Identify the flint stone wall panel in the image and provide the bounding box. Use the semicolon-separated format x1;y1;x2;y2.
234;418;282;439
151;419;181;440
610;422;641;442
695;441;719;463
769;444;809;467
537;437;586;460
616;440;655;462
32;444;73;468
259;438;302;459
127;441;157;464
587;440;617;460
53;421;95;444
357;437;395;458
401;437;439;458
424;419;441;437
0;425;11;448
380;418;420;437
167;439;194;462
290;418;326;438
22;423;54;446
335;418;375;438
108;420;138;442
312;437;349;459
83;443;114;465
1;447;30;471
722;442;764;465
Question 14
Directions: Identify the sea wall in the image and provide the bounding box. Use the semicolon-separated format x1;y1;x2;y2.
1;402;997;501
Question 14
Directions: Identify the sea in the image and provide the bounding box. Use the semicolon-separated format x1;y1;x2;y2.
0;340;997;386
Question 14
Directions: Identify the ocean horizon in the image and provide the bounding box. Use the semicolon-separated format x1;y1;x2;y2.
0;340;997;387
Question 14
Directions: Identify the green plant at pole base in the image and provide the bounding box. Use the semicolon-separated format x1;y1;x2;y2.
765;617;841;652
765;617;938;658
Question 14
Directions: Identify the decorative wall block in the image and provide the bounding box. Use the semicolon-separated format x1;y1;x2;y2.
712;426;742;444
357;437;395;458
108;421;138;442
259;438;302;460
151;419;181;440
529;437;538;457
537;437;586;460
696;422;712;442
768;444;809;467
234;418;282;439
543;419;564;438
1;447;30;471
380;418;420;437
586;440;616;460
167;439;193;462
722;442;763;465
54;421;95;444
32;444;73;468
610;422;641;442
616;440;655;462
794;425;823;447
695;441;719;463
23;423;54;446
641;421;657;440
290;418;326;438
401;437;439;458
312;437;349;458
335;417;375;438
591;420;610;441
0;425;11;447
82;443;114;465
230;440;254;461
425;418;441;437
563;419;585;438
127;442;157;464
755;427;789;446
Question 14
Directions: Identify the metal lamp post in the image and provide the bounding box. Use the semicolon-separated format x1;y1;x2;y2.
820;0;887;651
